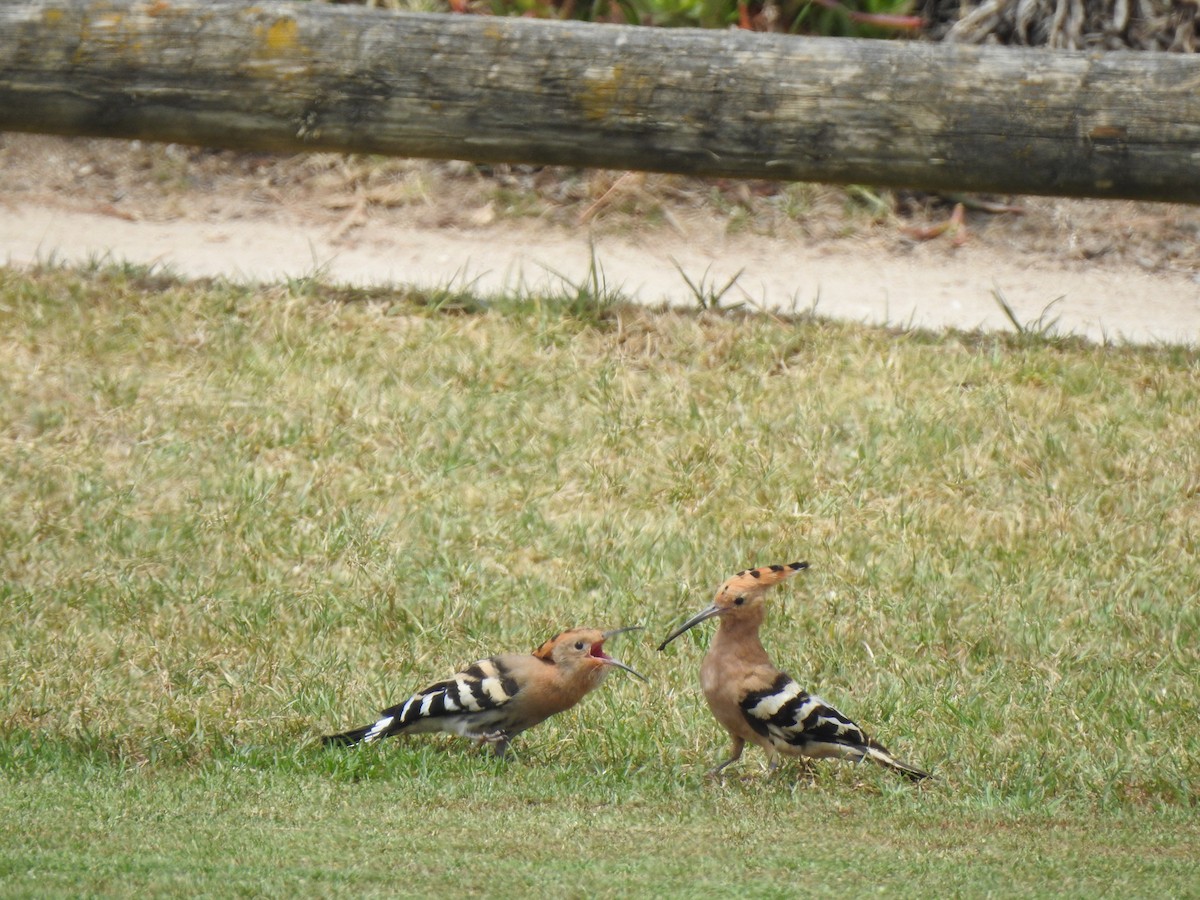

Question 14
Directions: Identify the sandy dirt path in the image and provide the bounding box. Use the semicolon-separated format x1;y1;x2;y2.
3;136;1198;344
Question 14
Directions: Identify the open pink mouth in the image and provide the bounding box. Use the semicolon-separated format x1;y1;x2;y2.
590;642;611;661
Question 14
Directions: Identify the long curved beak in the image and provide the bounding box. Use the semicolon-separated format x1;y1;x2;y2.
657;605;724;651
597;626;649;681
602;656;649;682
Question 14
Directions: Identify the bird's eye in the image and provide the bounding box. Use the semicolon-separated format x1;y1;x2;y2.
734;596;745;606
574;641;585;650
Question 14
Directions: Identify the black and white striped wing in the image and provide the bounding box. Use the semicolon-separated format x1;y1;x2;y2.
739;672;871;756
358;657;520;743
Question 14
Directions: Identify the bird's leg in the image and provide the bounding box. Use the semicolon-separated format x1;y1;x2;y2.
765;748;782;774
707;737;745;778
477;730;510;759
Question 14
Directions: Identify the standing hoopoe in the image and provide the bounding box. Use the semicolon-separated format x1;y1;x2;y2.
323;626;646;758
658;563;930;781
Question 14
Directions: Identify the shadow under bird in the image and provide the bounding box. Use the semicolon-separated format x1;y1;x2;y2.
658;563;929;781
323;626;646;758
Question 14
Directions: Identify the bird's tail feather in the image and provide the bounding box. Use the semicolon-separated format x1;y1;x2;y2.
865;743;931;781
321;724;374;747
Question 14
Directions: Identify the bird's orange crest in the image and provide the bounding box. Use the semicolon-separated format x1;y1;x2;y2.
532;633;563;661
531;627;600;662
717;561;808;600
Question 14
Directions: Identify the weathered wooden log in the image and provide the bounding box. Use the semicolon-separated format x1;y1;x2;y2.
1;0;1198;202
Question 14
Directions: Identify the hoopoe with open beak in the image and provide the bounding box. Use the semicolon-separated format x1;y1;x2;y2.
323;627;646;757
658;563;929;781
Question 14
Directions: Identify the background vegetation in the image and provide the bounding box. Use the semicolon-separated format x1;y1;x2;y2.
309;0;1200;51
312;0;922;38
1;263;1197;894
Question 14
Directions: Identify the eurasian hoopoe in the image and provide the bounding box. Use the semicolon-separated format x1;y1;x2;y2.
658;563;930;781
323;627;647;757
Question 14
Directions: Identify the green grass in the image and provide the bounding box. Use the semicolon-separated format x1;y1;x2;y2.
1;263;1198;896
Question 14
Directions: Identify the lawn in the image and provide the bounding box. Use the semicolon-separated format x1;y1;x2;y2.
1;264;1197;896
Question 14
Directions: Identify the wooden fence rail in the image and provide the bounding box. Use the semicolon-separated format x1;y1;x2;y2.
2;0;1199;202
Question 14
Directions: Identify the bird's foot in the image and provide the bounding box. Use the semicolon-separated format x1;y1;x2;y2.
706;759;741;780
475;730;510;758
